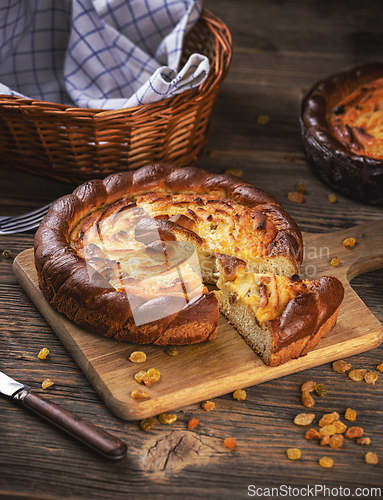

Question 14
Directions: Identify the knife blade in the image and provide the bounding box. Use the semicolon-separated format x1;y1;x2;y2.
0;371;127;460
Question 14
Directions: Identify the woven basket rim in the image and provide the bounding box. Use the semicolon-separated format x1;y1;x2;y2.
0;8;232;118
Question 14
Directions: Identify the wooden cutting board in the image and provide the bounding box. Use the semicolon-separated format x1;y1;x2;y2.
13;220;383;421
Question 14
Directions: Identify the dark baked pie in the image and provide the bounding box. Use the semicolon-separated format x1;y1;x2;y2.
34;163;344;366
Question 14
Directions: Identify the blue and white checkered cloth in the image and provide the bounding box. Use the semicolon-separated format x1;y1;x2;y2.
0;0;209;109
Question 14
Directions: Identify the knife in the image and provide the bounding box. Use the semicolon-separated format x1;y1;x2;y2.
0;370;127;460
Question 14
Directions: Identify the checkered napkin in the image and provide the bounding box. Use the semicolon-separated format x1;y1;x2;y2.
0;0;209;109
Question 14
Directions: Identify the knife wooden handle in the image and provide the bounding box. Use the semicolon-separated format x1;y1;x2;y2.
23;392;127;460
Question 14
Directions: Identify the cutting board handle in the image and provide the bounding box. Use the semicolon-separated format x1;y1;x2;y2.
302;219;383;283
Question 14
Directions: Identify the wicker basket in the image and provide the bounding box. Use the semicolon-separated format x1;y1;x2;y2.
0;9;232;185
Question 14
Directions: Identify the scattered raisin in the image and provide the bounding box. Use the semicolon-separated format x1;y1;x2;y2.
286;448;301;460
315;383;327;397
284;154;295;162
158;413;177;424
364;371;378;385
319;456;334;468
365;452;379;464
188;418;199;430
319;412;338;427
134;370;147;384
343;237;356;248
296;182;306;193
329;434;344;449
377;363;383;373
344;408;357;421
305;428;321;440
320;424;337;436
1;250;13;259
165;346;178;356
38;348;49;360
357;437;371;445
348;369;367;381
320;435;330;446
224;438;237;449
332;359;352;373
288;191;305;204
302;390;315;407
131;389;149;399
332;420;347;434
206;149;216;157
42;379;54;389
345;426;364;439
129;351;147;363
201;401;215;411
143;368;161;386
224;168;243;177
328;194;337;204
301;380;316;392
140;417;156;431
257;114;270;125
294;413;315;426
330;257;340;267
233;389;246;401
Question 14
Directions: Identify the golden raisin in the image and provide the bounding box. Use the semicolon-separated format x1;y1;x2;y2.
165;346;178;356
305;428;321;440
357;437;371;445
332;359;352;373
302;390;315;407
328;194;337;203
140;417;156;431
42;379;54;389
206;149;216;157
286;448;301;460
37;348;49;360
288;191;305;204
296;182;306;193
284;154;295;162
319;456;334;468
344;408;357;421
143;368;161;386
319;412;339;427
158;413;177;424
188;418;199;430
329;434;344;449
345;426;364;439
377;363;383;372
364;371;378;385
201;401;215;411
330;257;341;267
233;389;246;401
294;413;315;426
134;370;147;384
131;389;149;399
343;237;356;248
365;452;379;465
257;114;269;125
224;437;237;449
315;383;327;397
319;424;337;436
129;351;147;363
332;420;347;434
301;380;316;392
348;369;367;381
224;168;243;177
320;435;330;446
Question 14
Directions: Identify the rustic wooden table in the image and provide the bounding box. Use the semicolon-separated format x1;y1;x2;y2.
1;1;383;498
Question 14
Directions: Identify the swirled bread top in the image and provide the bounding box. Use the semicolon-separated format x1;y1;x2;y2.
329;77;383;159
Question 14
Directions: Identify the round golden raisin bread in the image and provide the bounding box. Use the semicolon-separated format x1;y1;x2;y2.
34;163;343;365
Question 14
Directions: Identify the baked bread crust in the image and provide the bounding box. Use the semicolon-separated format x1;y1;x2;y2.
34;163;343;365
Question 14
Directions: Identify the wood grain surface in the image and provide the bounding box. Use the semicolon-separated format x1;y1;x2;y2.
1;1;383;499
12;219;383;421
